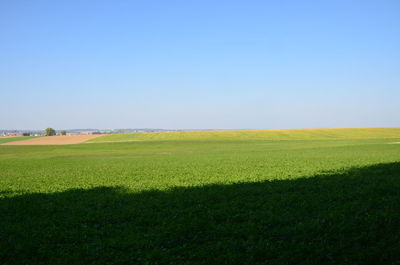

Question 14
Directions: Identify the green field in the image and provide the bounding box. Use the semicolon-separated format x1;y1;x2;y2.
88;127;400;143
0;136;37;144
1;129;400;264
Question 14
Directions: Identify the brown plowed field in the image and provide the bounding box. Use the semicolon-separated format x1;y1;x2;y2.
1;135;104;145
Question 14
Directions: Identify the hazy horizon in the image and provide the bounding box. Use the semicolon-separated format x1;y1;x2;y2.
2;126;400;133
1;1;399;130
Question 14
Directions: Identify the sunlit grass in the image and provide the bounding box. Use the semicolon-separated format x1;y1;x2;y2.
88;128;400;143
1;129;400;264
0;136;38;144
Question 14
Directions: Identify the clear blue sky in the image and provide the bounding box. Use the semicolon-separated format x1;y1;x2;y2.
1;0;399;130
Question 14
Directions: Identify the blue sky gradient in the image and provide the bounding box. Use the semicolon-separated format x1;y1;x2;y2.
1;0;399;129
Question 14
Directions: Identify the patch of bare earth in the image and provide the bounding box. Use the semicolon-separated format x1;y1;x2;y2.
1;135;104;145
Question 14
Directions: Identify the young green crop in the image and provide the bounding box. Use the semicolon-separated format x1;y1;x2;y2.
1;129;400;264
88;128;400;143
0;136;38;144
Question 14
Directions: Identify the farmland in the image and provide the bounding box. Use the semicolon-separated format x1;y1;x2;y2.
1;128;400;264
2;134;103;145
88;127;400;142
0;136;38;144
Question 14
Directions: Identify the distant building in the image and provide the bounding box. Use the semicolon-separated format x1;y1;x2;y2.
7;132;22;136
79;131;98;135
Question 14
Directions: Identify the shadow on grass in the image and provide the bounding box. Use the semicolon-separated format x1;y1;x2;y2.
1;163;400;265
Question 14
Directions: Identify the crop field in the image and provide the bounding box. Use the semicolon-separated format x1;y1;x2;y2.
0;136;38;144
2;135;103;145
88;127;400;142
1;128;400;264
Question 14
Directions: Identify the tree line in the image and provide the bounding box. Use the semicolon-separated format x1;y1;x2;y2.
44;128;66;136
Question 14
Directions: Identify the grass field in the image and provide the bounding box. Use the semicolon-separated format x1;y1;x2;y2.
1;129;400;264
88;127;400;142
0;136;38;144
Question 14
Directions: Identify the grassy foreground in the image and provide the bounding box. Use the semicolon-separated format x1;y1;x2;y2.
1;129;400;264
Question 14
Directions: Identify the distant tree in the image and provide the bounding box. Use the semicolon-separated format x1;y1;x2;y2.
45;128;56;136
60;130;67;136
22;132;30;136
